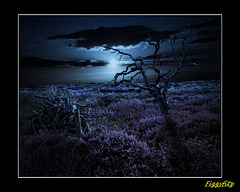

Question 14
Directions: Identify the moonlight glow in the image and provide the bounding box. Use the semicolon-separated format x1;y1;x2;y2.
109;59;119;71
109;59;119;68
105;58;123;74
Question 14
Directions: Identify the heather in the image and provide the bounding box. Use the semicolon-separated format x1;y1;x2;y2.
19;80;221;177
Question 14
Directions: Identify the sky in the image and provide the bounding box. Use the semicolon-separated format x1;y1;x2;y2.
19;14;221;86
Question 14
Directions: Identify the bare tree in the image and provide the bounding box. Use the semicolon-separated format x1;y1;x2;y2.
103;29;207;115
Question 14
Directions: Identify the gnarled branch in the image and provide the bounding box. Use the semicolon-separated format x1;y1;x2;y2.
102;28;206;115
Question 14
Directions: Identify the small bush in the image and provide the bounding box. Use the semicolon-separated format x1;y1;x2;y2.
19;129;173;176
87;129;173;176
32;86;75;132
97;94;117;107
19;130;92;176
31;86;91;134
182;137;221;176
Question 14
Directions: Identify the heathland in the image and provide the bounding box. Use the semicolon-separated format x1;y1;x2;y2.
19;80;221;177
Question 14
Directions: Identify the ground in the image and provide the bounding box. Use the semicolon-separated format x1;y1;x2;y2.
19;80;221;177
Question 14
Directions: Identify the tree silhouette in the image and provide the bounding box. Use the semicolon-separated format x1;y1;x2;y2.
104;29;207;115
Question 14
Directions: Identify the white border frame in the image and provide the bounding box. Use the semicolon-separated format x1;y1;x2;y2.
17;13;223;179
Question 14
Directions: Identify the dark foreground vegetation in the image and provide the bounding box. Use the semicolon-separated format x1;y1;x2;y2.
19;80;221;177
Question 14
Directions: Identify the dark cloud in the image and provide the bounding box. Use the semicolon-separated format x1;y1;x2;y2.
191;35;220;44
45;18;220;50
181;18;220;44
183;18;220;30
190;29;220;45
46;25;176;49
46;25;149;49
196;29;212;36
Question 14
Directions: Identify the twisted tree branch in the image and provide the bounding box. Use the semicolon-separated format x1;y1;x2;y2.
102;28;206;115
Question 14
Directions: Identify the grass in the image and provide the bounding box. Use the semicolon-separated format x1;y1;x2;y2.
19;80;221;177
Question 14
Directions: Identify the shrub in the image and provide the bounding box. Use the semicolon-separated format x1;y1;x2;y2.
31;86;90;134
182;137;221;176
19;129;173;176
129;115;165;141
97;94;117;107
88;129;173;176
19;130;92;176
32;86;75;132
179;111;221;140
107;98;149;123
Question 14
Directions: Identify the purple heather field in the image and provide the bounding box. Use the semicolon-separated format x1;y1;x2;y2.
19;80;221;177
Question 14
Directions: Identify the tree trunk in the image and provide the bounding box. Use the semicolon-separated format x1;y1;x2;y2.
156;96;169;115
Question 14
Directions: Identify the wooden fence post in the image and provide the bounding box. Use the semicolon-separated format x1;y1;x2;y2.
74;108;82;136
